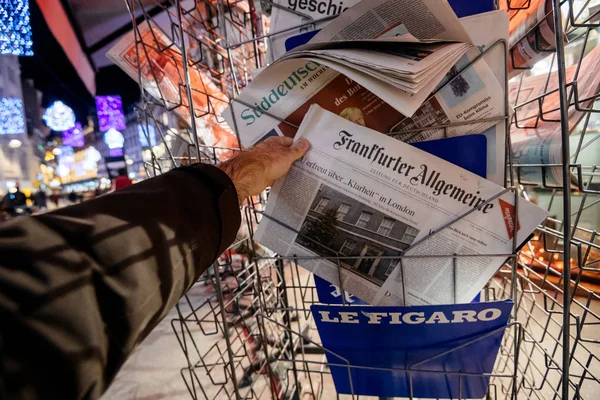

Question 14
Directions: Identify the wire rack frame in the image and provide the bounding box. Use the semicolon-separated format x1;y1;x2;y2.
120;0;600;399
500;0;600;399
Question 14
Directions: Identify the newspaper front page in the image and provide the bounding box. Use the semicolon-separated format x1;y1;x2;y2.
223;0;495;146
222;38;471;146
255;106;548;306
222;0;480;145
223;11;508;184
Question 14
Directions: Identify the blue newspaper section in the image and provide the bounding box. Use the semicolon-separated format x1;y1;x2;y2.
448;0;495;18
311;301;513;398
411;135;487;178
314;275;368;305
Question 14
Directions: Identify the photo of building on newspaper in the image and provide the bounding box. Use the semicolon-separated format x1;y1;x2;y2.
295;184;420;286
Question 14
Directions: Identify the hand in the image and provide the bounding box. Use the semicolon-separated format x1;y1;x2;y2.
217;137;310;203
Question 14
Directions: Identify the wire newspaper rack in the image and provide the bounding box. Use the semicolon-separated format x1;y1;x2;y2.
121;0;600;398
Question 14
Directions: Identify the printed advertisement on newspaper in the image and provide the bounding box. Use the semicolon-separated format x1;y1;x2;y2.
107;22;238;159
255;106;548;306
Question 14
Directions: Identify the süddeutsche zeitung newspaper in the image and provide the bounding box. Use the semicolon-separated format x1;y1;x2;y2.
255;106;548;306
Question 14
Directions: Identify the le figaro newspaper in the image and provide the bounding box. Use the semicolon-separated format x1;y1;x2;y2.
255;106;548;306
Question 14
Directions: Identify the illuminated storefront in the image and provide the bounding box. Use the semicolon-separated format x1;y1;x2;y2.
36;146;110;191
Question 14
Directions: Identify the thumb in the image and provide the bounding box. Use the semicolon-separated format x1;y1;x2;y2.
287;138;310;160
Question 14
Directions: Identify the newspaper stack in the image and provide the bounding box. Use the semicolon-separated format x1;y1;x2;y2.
278;40;472;98
240;13;476;121
220;0;551;308
223;0;509;185
225;0;478;123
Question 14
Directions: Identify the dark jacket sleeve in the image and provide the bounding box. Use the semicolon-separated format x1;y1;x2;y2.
0;164;241;400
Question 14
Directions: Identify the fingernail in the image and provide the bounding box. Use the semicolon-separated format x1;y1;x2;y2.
293;138;310;150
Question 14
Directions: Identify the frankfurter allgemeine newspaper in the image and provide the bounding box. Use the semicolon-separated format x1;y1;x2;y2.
255;106;548;306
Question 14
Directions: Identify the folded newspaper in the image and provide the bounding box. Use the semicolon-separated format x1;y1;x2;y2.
107;22;239;160
255;105;548;306
252;34;472;120
509;44;600;187
223;7;509;185
223;0;476;140
388;10;509;186
309;0;472;43
501;0;568;79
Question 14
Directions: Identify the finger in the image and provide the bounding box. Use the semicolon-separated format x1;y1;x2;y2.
278;136;294;146
286;138;310;160
260;136;293;148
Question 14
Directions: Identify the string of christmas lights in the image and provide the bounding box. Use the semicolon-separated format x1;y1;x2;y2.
0;97;25;135
43;101;76;131
0;0;33;56
62;122;85;147
96;96;126;132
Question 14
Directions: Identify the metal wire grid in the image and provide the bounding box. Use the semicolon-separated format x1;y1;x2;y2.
120;0;600;398
496;1;600;398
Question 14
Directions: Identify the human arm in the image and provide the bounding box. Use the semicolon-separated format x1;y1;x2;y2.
0;137;309;400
